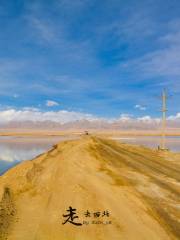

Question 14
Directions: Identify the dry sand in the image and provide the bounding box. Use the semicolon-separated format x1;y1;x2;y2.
0;136;179;240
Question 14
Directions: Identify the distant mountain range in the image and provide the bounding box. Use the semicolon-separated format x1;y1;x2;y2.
0;118;179;130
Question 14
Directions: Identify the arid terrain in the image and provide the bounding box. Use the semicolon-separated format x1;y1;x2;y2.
0;129;180;137
0;136;179;240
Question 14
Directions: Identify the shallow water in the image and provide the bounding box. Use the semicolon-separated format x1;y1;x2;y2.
0;135;179;175
0;136;77;175
111;136;180;152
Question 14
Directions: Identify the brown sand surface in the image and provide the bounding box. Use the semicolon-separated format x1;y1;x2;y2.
0;136;179;240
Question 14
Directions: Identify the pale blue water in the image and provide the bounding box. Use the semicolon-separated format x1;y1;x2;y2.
0;136;179;175
111;136;180;152
0;136;77;175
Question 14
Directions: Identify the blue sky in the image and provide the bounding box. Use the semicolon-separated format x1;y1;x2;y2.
0;0;180;121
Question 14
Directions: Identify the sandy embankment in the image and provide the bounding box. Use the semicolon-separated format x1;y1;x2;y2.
0;136;179;240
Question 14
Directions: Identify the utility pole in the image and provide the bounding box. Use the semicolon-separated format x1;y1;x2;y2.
159;89;168;151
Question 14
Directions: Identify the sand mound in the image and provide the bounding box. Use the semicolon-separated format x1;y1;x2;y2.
0;136;179;240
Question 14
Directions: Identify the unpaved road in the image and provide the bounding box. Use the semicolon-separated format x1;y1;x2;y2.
0;136;179;240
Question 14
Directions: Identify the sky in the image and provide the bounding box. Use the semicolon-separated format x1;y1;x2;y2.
0;0;180;123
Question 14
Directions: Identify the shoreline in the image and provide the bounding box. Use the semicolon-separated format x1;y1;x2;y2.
0;133;179;153
0;130;180;137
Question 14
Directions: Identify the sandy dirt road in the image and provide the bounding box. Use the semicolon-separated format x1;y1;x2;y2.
0;136;179;240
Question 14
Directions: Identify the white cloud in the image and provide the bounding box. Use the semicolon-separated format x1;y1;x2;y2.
168;112;180;120
0;109;94;124
0;109;179;129
0;145;47;162
118;114;132;121
46;100;59;107
137;116;160;123
134;104;146;111
28;16;55;42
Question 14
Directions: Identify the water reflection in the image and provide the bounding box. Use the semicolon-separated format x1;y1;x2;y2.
0;136;77;175
0;135;179;175
112;136;180;152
